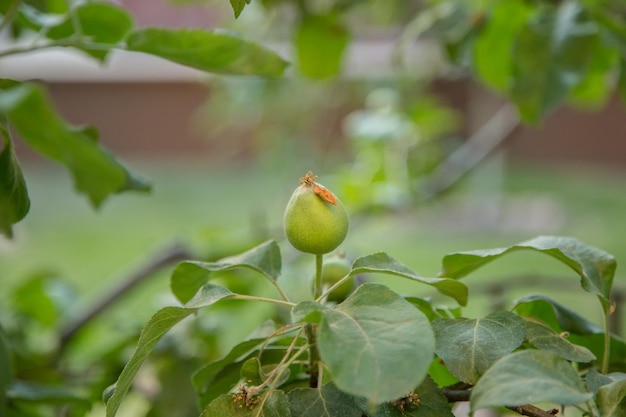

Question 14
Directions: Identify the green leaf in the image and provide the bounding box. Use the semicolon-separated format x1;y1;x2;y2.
171;240;281;304
318;283;435;404
200;389;291;417
586;369;613;395
11;273;61;326
472;0;531;92
405;297;461;322
513;294;604;335
619;59;626;105
295;14;349;79
432;311;525;384
126;27;289;77
7;380;90;406
597;378;626;417
510;3;599;122
523;318;596;363
230;0;250;19
470;350;592;412
352;252;468;306
0;83;150;208
0;127;29;238
441;235;616;311
106;284;233;417
0;326;11;416
184;283;234;308
45;2;133;61
362;375;454;417
291;301;327;324
288;383;362;417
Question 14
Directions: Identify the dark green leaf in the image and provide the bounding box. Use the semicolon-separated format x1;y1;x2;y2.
318;283;435;404
362;375;454;417
352;252;467;306
171;240;281;304
240;357;264;385
405;297;461;322
0;83;150;208
46;2;133;61
432;311;525;384
523;319;596;363
509;3;599;122
291;301;327;324
568;37;617;108
619;59;626;105
471;350;592;411
441;236;616;311
126;27;289;77
230;0;250;19
288;383;362;417
0;326;11;416
200;389;291;417
11;273;61;326
472;0;531;92
106;284;234;417
513;294;603;335
596;378;626;417
295;14;349;79
0;127;29;238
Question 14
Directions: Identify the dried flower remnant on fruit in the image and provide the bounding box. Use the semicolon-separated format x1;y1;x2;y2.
300;170;337;205
232;384;260;410
390;391;420;414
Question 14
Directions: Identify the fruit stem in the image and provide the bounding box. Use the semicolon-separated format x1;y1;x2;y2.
314;254;323;300
601;297;611;374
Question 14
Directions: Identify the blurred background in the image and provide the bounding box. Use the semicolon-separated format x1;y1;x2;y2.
1;0;626;416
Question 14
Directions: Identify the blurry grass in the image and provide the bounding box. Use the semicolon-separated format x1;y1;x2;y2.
2;158;626;342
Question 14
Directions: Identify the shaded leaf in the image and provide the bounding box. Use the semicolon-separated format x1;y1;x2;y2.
509;3;599;122
291;301;327;324
126;27;289;77
0;83;150;208
46;2;133;61
441;236;616;311
318;283;435;404
0;129;29;238
288;383;361;417
0;326;11;416
106;284;233;417
295;14;349;79
523;319;596;363
352;252;467;306
596;378;626;417
7;380;90;406
513;294;603;335
471;350;592;411
230;0;250;19
171;240;281;304
200;389;291;417
586;369;613;395
405;297;461;322
432;311;524;384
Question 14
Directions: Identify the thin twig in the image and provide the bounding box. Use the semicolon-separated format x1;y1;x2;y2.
416;103;520;201
59;244;192;347
0;0;23;34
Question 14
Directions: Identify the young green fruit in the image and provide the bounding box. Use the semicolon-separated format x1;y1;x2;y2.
284;171;349;254
321;255;354;301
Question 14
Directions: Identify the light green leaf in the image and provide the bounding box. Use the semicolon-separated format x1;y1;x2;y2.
432;311;525;384
470;350;592;412
0;83;150;208
106;284;233;417
295;14;349;79
472;0;531;92
230;0;250;19
441;235;616;311
0;127;29;238
184;284;234;308
597;378;626;417
126;27;289;77
352;252;467;306
513;294;603;335
200;389;291;417
45;2;133;61
288;383;361;417
291;301;327;324
171;240;281;304
318;283;435;404
509;3;599;122
586;369;613;395
523;319;596;363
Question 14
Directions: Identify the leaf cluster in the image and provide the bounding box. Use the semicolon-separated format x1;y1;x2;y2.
101;236;625;417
